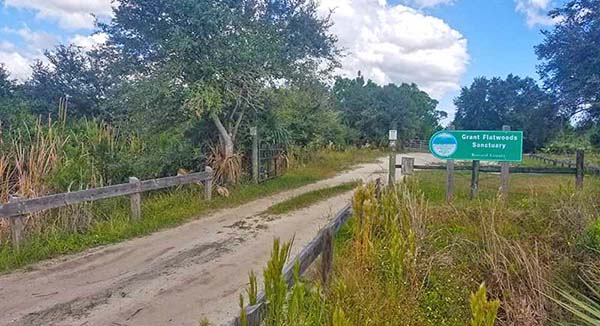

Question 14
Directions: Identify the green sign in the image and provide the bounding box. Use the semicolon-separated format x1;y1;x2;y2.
429;130;523;162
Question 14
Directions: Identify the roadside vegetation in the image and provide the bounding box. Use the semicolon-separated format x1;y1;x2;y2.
265;181;361;216
0;148;382;273
244;172;600;325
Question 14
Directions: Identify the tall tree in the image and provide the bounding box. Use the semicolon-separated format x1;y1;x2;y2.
0;64;14;99
536;0;600;120
333;74;443;145
101;0;338;158
453;75;561;151
24;45;107;118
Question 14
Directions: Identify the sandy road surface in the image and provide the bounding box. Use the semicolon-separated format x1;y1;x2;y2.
0;153;439;326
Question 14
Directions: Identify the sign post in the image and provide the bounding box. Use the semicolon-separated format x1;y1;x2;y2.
429;129;523;162
429;128;523;201
388;130;397;186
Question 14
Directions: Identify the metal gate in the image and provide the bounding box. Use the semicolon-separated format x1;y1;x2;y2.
258;144;287;182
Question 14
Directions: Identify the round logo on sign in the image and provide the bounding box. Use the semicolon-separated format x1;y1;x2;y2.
431;132;458;157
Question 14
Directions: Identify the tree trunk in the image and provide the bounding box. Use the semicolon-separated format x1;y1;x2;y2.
211;113;234;157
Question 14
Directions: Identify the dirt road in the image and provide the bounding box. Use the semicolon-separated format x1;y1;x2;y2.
0;153;438;326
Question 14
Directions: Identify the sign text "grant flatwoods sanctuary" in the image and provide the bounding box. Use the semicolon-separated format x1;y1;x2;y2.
429;130;523;162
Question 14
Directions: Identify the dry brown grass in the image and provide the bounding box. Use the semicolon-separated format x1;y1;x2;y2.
207;146;242;185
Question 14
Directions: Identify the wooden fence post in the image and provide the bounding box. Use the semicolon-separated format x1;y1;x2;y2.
8;195;25;250
388;151;396;187
470;160;480;199
446;125;455;203
401;157;415;175
204;166;213;201
129;177;142;221
251;127;259;184
576;150;584;191
245;304;263;326
321;227;334;291
500;125;511;201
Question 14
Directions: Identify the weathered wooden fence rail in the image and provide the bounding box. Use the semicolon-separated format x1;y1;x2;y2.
399;164;577;174
0;167;214;250
527;153;600;174
397;149;587;202
233;203;354;326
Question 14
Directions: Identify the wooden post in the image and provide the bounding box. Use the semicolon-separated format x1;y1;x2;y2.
375;177;382;200
388;151;396;186
250;127;259;184
470;160;480;199
500;125;511;201
321;227;334;291
401;157;415;175
129;177;142;221
204;166;213;201
576;150;584;191
446;125;455;203
245;304;262;326
8;195;25;250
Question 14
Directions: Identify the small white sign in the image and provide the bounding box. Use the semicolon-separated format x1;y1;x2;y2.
389;130;398;141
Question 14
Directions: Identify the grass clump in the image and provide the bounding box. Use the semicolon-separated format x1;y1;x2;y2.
266;181;361;215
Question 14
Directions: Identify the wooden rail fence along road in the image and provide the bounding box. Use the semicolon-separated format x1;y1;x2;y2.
397;149;587;201
0;167;214;250
527;153;600;174
233;196;360;326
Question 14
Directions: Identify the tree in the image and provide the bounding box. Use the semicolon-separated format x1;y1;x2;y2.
101;0;338;158
332;74;443;145
536;0;600;120
453;75;561;151
0;64;14;99
23;45;107;118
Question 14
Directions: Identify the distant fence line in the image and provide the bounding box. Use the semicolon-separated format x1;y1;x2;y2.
0;168;214;250
397;149;586;202
527;153;600;174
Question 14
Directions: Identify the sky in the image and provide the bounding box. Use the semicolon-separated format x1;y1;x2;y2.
0;0;566;121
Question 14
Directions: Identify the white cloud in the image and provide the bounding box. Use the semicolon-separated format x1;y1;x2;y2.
2;27;59;55
319;0;469;99
401;0;455;8
515;0;562;27
0;51;33;80
69;33;108;50
3;0;113;30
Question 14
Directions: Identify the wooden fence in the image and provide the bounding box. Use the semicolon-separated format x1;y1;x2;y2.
233;196;361;325
0;167;214;250
527;153;600;174
396;149;586;201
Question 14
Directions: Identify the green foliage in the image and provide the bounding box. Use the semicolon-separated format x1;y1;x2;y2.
536;0;600;121
552;280;600;325
247;270;258;306
542;131;592;154
469;283;500;326
263;238;292;326
581;218;600;253
453;74;561;152
333;74;442;145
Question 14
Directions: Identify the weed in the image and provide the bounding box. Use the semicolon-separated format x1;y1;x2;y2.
470;283;500;326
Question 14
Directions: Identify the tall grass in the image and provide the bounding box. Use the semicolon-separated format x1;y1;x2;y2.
242;172;600;325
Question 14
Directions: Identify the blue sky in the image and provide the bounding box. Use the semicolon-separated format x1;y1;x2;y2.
423;0;562;120
0;0;564;121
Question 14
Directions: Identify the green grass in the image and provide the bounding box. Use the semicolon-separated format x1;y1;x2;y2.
0;148;384;273
266;181;361;215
